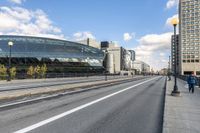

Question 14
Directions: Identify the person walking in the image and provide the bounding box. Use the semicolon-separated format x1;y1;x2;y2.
187;74;197;93
167;71;171;81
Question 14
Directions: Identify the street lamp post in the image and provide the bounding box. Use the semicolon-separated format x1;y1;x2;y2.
7;41;14;81
168;56;171;81
104;50;108;81
171;18;180;96
86;57;89;77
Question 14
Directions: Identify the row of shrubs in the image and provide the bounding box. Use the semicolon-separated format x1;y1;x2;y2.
27;64;47;79
0;64;16;80
0;64;47;80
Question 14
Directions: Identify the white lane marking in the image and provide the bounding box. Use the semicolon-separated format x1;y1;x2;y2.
14;77;159;133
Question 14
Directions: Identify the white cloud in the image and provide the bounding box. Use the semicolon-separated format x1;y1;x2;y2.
133;32;172;70
8;0;26;4
123;32;135;41
73;31;95;41
160;52;165;57
166;14;178;27
0;6;64;40
166;0;179;9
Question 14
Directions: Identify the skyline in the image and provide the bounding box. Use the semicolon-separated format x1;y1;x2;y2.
0;0;179;70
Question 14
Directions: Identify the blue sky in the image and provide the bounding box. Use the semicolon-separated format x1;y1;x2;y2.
0;0;179;70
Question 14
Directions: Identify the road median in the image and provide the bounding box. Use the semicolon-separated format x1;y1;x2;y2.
0;76;149;103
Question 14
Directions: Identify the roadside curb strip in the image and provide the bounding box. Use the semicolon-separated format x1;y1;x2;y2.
162;76;167;133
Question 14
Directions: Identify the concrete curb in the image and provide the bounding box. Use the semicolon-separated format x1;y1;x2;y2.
0;77;149;110
162;76;167;133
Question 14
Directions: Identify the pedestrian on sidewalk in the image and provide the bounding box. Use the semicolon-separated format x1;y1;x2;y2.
187;74;197;93
167;72;171;81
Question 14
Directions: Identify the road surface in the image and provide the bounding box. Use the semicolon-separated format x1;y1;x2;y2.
0;76;165;133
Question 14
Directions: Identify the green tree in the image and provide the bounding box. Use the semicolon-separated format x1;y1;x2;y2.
27;66;34;78
0;64;7;80
34;65;41;78
10;67;17;79
40;64;47;78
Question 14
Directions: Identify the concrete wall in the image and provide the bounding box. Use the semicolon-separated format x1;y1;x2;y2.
106;53;114;74
106;47;121;73
182;63;200;75
78;38;100;49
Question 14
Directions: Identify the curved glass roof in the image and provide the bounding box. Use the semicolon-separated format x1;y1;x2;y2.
0;35;104;66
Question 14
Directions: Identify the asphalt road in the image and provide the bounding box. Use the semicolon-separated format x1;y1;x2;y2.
0;76;166;133
0;75;134;92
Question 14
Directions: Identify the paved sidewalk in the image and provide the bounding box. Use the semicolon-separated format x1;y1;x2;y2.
163;77;200;133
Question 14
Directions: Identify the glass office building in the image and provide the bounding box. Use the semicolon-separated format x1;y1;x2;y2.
0;35;104;73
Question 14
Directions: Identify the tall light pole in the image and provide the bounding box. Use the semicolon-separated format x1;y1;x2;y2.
171;18;180;96
86;57;89;77
7;41;14;81
168;56;171;81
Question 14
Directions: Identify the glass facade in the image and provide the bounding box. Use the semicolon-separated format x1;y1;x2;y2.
0;35;104;67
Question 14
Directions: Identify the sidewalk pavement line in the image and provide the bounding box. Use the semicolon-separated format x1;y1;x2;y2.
14;77;159;133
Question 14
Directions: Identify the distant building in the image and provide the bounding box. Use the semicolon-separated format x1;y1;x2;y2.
179;0;200;75
159;68;168;75
101;41;119;49
128;50;136;61
78;38;100;49
101;41;132;74
132;60;150;74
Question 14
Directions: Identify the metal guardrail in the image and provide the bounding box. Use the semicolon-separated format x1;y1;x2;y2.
0;72;139;80
178;75;187;81
13;73;119;79
178;75;200;87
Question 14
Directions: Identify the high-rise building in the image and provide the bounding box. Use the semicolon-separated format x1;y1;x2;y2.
128;50;136;61
179;0;200;75
171;35;180;74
